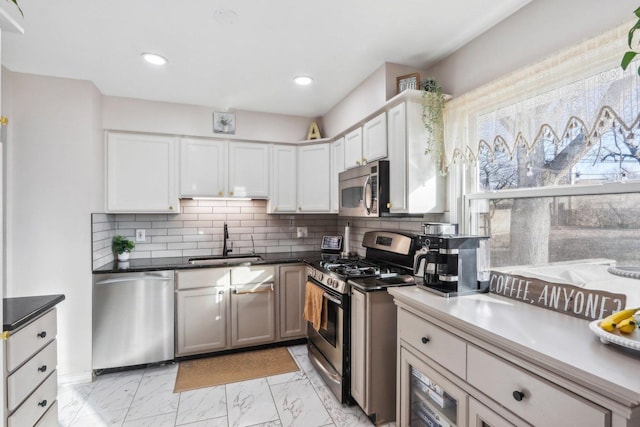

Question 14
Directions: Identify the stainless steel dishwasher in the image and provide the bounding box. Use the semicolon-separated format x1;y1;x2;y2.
92;270;174;371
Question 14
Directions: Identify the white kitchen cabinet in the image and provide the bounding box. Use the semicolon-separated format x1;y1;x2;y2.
4;308;59;427
297;143;331;212
268;144;297;213
230;266;276;347
175;269;231;356
228;141;270;198
387;96;445;214
330;137;345;213
362;111;387;163
107;132;179;213
180;138;226;197
278;264;307;339
344;127;363;169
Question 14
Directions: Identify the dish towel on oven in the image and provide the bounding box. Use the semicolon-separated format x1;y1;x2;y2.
303;281;328;331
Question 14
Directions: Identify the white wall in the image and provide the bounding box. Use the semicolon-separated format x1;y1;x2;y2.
425;0;633;96
5;71;103;382
103;96;314;143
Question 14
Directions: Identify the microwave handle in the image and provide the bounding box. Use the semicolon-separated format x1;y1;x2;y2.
362;175;372;215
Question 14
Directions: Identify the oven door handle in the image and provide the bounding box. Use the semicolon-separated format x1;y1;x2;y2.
362;175;372;215
323;292;342;306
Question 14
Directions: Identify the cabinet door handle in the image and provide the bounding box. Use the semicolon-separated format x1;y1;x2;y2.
37;331;47;339
38;399;48;407
421;336;430;344
230;191;234;196
512;390;525;401
38;365;47;373
169;205;174;210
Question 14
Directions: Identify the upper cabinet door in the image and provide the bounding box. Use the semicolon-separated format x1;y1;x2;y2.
344;127;363;169
362;111;387;163
330;137;345;213
269;144;297;213
107;132;179;213
387;103;407;213
297;144;331;212
180;138;226;197
228;141;270;198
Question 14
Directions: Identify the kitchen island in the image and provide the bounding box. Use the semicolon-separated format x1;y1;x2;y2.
388;286;640;427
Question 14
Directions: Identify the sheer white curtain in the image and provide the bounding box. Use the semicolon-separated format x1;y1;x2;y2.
442;22;639;176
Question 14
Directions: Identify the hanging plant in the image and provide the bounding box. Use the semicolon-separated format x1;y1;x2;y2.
621;6;640;76
421;79;446;172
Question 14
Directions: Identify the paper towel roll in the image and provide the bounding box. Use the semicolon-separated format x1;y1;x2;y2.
342;222;351;258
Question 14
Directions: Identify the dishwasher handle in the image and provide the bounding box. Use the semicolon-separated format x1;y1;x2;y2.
233;282;274;294
95;276;172;285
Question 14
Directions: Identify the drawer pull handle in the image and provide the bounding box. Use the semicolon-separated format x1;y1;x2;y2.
37;331;47;339
38;365;47;373
512;390;525;401
421;336;430;344
38;399;48;407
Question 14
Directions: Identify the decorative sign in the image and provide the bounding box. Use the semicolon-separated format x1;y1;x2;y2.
489;271;627;321
396;72;420;94
307;122;322;140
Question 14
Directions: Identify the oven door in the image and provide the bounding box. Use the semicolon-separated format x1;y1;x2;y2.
306;281;344;374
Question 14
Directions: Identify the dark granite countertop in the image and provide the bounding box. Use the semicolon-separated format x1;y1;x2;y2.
92;251;322;274
4;294;66;331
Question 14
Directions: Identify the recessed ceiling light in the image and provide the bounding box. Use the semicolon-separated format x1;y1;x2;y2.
141;52;168;66
294;76;313;86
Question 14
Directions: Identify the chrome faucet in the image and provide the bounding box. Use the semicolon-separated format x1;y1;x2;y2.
223;222;232;256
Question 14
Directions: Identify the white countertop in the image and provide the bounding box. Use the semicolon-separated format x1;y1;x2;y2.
388;286;640;408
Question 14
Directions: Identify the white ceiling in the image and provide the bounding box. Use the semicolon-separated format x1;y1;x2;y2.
2;0;531;118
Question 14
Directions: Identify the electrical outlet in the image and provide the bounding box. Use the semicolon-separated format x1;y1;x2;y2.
135;229;146;242
296;227;308;238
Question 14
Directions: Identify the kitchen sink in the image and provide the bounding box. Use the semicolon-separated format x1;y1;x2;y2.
187;255;263;266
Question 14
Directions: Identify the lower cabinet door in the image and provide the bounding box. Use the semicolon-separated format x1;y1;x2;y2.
8;371;57;427
231;283;275;347
278;265;307;339
176;287;228;356
468;397;528;427
398;346;467;427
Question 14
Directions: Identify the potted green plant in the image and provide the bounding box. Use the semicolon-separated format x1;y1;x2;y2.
421;79;446;172
112;235;135;261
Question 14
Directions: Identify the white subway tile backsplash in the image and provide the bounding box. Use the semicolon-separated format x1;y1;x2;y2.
92;199;438;266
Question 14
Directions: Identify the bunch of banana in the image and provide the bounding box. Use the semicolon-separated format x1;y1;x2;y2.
599;307;639;334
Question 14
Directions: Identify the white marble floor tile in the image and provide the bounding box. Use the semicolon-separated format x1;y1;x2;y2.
287;344;308;356
291;354;327;389
86;370;144;413
57;382;95;427
175;385;226;425
226;377;279;427
122;412;177;427
266;368;307;386
144;362;179;377
69;405;129;427
271;379;332;427
175;416;228;427
314;385;374;427
125;372;180;421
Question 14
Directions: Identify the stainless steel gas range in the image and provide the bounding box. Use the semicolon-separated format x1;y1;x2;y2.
305;230;420;406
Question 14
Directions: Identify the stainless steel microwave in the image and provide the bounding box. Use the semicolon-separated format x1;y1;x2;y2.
338;160;390;217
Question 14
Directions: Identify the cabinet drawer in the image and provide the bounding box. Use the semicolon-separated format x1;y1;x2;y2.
177;268;231;290
7;339;57;411
34;401;58;427
467;345;609;427
8;370;57;427
6;308;57;372
397;309;466;379
232;266;274;285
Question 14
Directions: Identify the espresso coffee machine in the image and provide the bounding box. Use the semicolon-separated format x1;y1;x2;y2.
419;234;490;297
